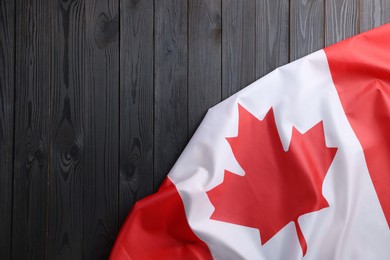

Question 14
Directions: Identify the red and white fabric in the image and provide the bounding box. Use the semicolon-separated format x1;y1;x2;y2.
110;23;390;260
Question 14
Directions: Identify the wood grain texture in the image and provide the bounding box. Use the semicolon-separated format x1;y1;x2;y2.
6;1;389;259
83;0;119;259
12;0;49;258
325;0;358;45
360;0;390;32
154;0;188;189
188;0;222;137
256;0;289;78
290;0;324;61
0;0;14;258
48;0;84;258
119;0;154;225
222;0;256;99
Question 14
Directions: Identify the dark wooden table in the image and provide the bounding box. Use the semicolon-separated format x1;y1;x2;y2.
1;0;389;259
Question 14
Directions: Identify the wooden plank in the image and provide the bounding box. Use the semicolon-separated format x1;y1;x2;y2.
83;0;119;258
290;0;324;61
47;0;84;258
0;0;14;258
188;0;222;137
256;0;289;78
360;0;390;32
154;0;188;189
325;0;358;45
222;0;256;99
119;0;154;224
12;0;49;258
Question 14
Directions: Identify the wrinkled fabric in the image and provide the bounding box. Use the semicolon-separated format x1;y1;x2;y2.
111;23;390;260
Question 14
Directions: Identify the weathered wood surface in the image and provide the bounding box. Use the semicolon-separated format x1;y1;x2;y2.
256;0;289;77
325;0;359;45
119;0;154;228
290;0;325;61
83;0;119;258
360;0;390;32
0;0;14;258
188;0;222;136
222;0;256;99
48;0;85;258
1;0;389;258
154;0;188;188
12;0;50;259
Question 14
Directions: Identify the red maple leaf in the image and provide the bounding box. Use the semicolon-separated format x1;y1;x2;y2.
207;104;337;256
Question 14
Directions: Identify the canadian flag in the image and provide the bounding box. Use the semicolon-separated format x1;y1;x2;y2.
110;23;390;259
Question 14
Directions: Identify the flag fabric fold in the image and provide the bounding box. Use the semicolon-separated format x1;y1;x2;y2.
110;23;390;260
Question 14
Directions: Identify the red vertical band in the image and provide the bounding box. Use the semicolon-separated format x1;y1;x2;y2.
110;178;212;259
324;23;390;227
